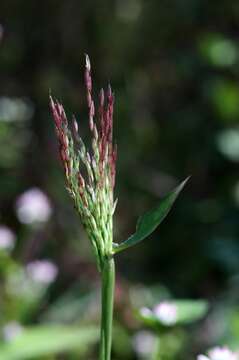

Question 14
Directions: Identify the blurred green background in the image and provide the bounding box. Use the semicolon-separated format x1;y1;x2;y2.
0;0;239;359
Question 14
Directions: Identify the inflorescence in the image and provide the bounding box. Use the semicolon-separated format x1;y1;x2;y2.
50;55;117;271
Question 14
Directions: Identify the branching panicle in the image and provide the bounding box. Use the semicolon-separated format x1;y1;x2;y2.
50;55;117;271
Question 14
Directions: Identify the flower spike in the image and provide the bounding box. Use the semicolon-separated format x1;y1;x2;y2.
50;56;117;271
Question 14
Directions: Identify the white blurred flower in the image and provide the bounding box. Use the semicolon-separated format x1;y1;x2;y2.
3;321;23;342
209;347;238;360
0;226;16;251
153;301;177;325
15;188;52;225
197;346;238;360
26;260;58;284
132;330;156;357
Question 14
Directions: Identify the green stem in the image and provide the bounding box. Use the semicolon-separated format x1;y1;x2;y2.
99;257;115;360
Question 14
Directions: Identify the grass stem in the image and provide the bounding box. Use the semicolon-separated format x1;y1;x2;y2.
99;257;115;360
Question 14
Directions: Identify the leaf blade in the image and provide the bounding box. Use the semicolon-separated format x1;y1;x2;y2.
138;299;208;327
113;177;189;254
0;326;98;360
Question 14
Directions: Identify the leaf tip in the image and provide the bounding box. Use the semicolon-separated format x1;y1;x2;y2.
177;176;191;193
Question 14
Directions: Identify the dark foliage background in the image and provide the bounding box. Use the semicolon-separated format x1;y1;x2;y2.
0;0;239;358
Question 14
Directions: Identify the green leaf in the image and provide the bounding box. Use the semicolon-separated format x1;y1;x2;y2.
0;325;98;359
113;177;189;254
138;300;208;328
172;300;209;325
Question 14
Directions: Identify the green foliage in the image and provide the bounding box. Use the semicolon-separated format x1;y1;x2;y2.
170;300;209;325
210;80;239;121
199;33;237;68
138;300;208;328
0;326;98;359
113;178;189;254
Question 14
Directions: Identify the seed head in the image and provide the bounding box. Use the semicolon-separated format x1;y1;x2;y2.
50;56;117;271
